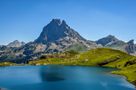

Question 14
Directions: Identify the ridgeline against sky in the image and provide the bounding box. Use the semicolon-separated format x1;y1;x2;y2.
0;0;136;44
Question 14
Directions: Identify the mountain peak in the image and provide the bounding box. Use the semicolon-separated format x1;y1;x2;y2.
34;18;97;53
125;39;136;54
50;19;61;25
61;20;67;25
96;35;119;46
49;19;68;26
35;19;71;44
107;35;116;38
7;40;25;48
127;39;134;45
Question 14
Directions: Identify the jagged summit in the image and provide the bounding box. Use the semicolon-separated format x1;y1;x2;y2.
35;19;86;44
49;19;67;26
32;19;97;54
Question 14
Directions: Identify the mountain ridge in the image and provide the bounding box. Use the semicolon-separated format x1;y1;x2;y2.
0;19;98;63
96;35;136;55
0;19;136;63
7;40;25;48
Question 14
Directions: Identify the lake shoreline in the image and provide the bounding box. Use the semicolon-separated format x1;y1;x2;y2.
111;72;136;88
0;64;136;88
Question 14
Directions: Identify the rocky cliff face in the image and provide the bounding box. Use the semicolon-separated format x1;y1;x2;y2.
34;19;98;52
125;40;136;54
35;19;72;43
0;19;98;63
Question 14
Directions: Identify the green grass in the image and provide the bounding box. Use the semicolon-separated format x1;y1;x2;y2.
112;64;136;84
76;48;129;66
0;62;16;66
1;48;136;86
65;43;88;52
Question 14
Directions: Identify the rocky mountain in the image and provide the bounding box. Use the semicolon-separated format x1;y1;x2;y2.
34;19;98;52
7;40;25;48
0;19;98;63
96;35;136;55
125;40;136;55
0;19;136;63
96;35;124;46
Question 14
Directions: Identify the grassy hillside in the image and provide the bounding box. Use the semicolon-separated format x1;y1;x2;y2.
75;48;130;66
0;62;16;66
29;48;136;85
65;43;88;52
77;48;136;85
112;64;136;85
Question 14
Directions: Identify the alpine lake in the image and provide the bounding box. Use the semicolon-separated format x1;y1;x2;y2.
0;65;135;90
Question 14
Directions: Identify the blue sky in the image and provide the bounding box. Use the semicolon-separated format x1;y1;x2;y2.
0;0;136;45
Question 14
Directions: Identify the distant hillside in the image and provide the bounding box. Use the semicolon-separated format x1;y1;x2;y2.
96;35;136;55
7;40;25;48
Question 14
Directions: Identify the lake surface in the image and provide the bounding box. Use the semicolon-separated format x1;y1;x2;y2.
0;65;135;90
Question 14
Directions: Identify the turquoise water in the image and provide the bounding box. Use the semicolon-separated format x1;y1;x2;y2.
0;65;135;90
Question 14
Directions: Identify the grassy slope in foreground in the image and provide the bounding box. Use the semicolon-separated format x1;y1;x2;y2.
29;48;136;86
